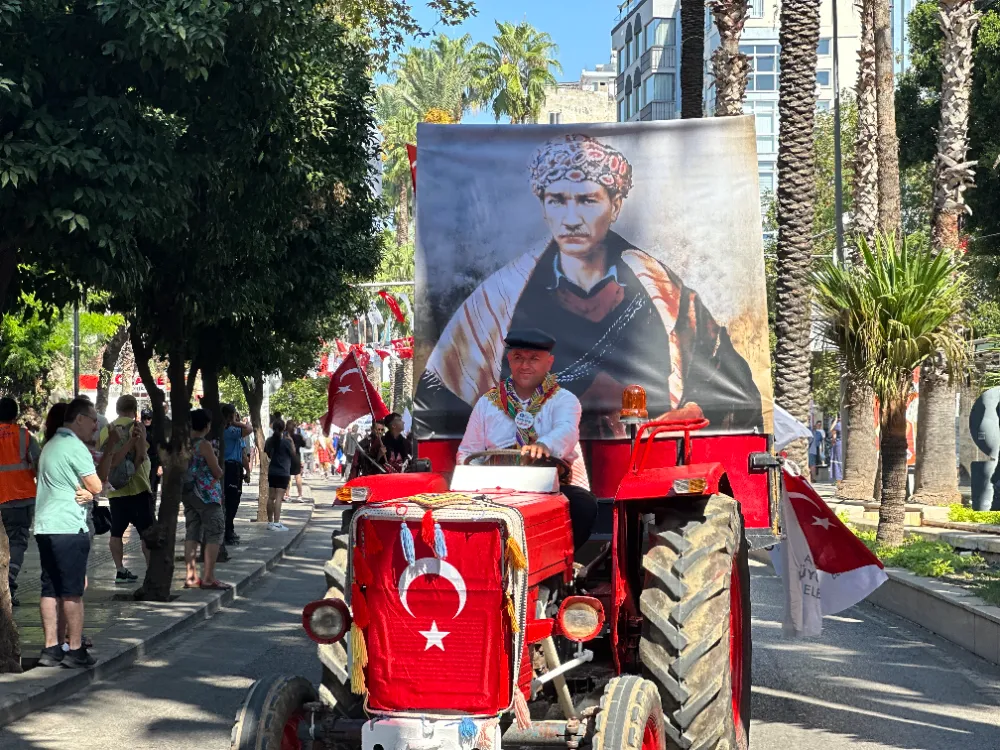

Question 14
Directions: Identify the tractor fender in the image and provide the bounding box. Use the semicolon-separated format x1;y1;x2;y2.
614;461;730;502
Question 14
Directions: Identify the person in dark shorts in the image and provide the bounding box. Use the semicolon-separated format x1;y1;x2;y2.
99;395;152;584
222;405;253;545
264;420;295;531
285;419;306;501
34;398;118;668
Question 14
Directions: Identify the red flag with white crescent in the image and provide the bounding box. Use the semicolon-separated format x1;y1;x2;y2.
320;351;389;432
378;290;406;323
362;518;512;714
406;143;417;192
772;470;887;636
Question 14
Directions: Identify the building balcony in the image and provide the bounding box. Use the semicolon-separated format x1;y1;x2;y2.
640;45;677;74
616;72;626;92
640;100;677;120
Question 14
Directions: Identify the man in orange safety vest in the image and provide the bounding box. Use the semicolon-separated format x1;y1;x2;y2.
0;397;42;606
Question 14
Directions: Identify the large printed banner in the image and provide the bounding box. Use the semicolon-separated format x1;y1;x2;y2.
412;119;774;439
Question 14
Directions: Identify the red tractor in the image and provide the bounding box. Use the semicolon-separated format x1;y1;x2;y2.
231;388;779;750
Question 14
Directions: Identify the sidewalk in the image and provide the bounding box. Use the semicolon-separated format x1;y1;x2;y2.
0;474;334;726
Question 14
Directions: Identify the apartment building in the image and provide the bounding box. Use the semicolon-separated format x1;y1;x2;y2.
541;63;618;125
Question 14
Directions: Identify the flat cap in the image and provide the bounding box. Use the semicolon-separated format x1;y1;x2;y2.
504;328;556;352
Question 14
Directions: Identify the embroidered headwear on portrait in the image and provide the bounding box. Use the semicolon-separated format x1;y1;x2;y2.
528;134;633;200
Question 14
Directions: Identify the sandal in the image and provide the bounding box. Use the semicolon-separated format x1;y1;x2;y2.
200;580;232;591
183;578;202;589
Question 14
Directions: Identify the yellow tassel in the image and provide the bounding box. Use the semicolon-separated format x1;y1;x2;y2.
505;592;519;634
350;623;368;695
513;690;532;730
505;537;527;571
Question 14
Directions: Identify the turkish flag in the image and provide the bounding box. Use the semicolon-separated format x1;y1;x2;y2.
363;518;513;715
406;143;417;191
771;470;887;636
319;351;389;432
378;290;406;323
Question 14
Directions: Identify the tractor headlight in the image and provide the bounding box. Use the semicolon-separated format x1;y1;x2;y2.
302;599;351;644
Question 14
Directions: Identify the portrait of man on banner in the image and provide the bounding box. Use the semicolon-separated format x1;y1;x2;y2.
413;122;771;440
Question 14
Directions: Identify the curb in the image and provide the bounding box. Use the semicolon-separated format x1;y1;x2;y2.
0;506;313;727
750;548;1000;667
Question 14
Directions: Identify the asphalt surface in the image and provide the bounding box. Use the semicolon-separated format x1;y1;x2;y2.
1;503;999;750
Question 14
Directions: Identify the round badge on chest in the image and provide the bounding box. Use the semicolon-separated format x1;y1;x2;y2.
514;411;535;430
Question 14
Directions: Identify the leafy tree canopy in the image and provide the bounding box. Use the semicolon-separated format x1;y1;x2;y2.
271;375;330;424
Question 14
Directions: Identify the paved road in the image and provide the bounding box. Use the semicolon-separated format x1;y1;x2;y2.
2;506;999;750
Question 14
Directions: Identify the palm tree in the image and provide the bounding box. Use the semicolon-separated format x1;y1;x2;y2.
873;0;901;234
813;232;966;545
709;0;750;116
473;21;561;124
913;0;979;506
773;0;821;467
376;85;417;248
838;0;881;503
680;0;706;117
395;34;481;124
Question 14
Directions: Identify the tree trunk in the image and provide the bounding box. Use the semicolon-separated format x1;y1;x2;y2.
0;515;22;672
774;0;821;468
392;360;405;413
873;0;902;235
852;0;879;255
131;328;166;446
395;182;409;248
0;240;18;317
913;0;978;507
403;359;414;413
680;0;706;118
240;376;270;523
877;402;909;545
838;377;880;501
200;359;223;445
709;0;750;116
135;349;191;601
95;325;129;415
119;339;136;396
914;362;961;504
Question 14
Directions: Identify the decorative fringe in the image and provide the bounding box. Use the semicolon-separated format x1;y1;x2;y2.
505;537;527;571
350;623;367;695
505;592;519;634
353;546;373;586
458;716;477;744
513;691;531;730
366;520;383;555
351;583;370;628
434;522;448;559
421;508;436;548
476;718;499;750
400;522;415;564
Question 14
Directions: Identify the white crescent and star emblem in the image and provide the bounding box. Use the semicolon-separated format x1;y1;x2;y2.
397;556;468;652
812;516;833;530
337;385;352;394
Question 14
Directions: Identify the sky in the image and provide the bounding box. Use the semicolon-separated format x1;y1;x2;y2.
403;0;618;123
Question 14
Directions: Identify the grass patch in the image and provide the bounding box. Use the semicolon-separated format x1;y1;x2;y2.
948;504;1000;525
847;525;1000;604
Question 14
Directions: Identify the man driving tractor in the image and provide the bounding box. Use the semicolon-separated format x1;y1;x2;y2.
457;327;598;549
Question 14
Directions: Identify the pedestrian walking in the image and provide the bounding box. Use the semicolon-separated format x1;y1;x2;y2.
182;409;230;590
316;438;331;479
263;420;295;530
809;420;826;483
285;419;306;501
34;398;117;668
142;409;161;513
342;425;359;478
222;404;253;546
100;395;152;584
0;397;41;607
830;427;843;482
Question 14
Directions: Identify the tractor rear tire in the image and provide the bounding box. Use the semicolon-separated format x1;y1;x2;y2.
318;508;361;718
231;674;316;750
592;675;667;750
639;495;751;750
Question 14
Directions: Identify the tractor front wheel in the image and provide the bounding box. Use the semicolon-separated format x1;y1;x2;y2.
231;675;316;750
592;675;667;750
639;495;751;750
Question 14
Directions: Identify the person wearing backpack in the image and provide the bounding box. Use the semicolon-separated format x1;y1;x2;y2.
98;395;152;585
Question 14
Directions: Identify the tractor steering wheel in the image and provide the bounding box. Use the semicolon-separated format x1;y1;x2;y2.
462;449;572;481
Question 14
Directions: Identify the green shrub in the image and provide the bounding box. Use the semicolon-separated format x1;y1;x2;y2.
853;528;986;578
948;504;1000;526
